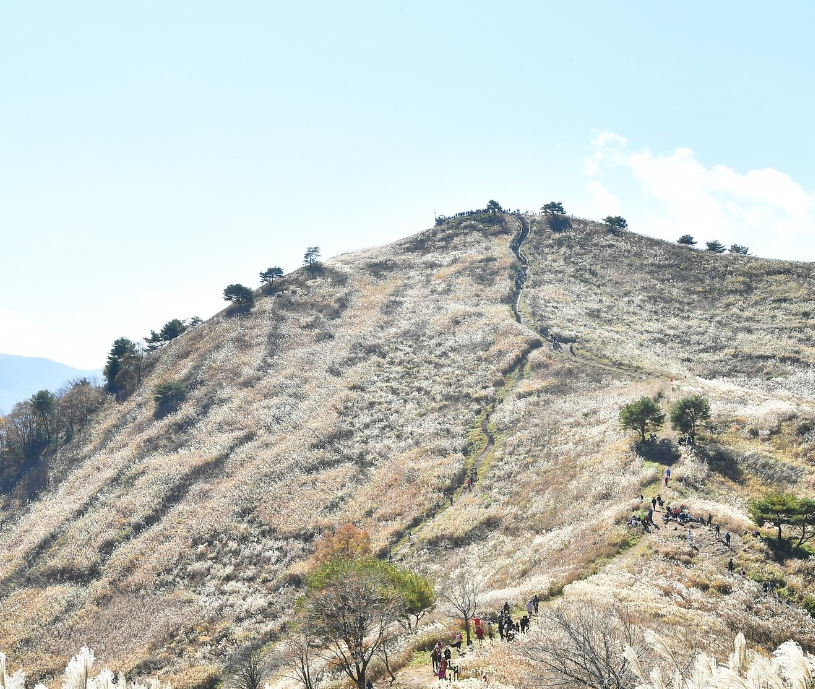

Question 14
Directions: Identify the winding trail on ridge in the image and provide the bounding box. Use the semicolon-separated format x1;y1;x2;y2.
393;216;536;559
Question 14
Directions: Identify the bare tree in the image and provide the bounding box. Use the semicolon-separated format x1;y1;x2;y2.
517;601;647;689
229;645;270;689
302;561;402;689
284;630;327;689
438;570;480;646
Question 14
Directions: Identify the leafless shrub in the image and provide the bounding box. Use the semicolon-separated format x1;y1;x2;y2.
228;645;270;689
517;601;646;689
438;569;481;646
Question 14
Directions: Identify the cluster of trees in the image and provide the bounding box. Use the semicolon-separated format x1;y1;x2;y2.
145;317;201;351
223;248;321;312
0;378;105;494
289;525;435;689
103;337;144;398
677;235;750;254
620;394;711;443
749;493;815;547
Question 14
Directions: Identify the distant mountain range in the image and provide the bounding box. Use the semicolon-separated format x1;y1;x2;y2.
0;353;102;413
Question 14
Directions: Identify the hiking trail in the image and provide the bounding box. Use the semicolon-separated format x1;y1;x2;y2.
393;216;534;560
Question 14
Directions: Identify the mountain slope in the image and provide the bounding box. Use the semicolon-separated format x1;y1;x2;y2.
0;216;538;679
1;214;814;683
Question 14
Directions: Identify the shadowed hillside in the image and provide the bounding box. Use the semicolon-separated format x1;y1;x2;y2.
1;213;814;684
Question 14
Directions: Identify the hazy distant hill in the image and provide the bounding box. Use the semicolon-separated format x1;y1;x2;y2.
0;353;102;412
1;214;814;684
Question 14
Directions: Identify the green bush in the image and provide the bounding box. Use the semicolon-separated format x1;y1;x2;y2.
154;381;186;416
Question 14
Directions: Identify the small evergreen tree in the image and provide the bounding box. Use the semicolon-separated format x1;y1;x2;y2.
669;395;710;443
541;201;566;216
485;200;503;213
103;337;137;394
303;247;321;268
620;397;665;442
223;284;255;308
30;390;56;443
541;202;570;232
154;380;186;416
705;240;726;253
729;244;750;255
260;266;284;292
677;235;697;246
602;216;628;235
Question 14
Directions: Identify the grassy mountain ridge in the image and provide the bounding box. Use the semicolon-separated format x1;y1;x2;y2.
0;216;535;679
1;214;814;682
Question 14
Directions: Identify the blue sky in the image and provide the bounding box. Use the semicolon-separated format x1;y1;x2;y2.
2;1;815;368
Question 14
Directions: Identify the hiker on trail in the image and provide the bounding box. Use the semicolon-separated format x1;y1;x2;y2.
444;646;452;663
715;524;721;538
526;599;534;617
431;644;441;672
532;593;539;614
725;531;731;547
657;494;663;507
652;497;657;511
453;631;462;654
498;616;505;640
366;680;373;689
520;615;529;633
569;343;574;356
687;529;694;546
438;658;447;681
664;475;669;487
728;558;735;573
665;467;671;482
740;567;746;578
503;601;511;615
707;513;712;526
476;624;484;645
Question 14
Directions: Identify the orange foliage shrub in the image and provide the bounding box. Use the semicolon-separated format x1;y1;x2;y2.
312;524;372;565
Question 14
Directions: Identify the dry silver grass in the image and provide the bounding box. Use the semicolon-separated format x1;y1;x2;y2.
626;632;815;689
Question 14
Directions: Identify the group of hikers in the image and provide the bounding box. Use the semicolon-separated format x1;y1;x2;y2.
628;467;767;582
430;597;541;680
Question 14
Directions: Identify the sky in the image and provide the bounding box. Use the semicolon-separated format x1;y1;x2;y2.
2;1;815;369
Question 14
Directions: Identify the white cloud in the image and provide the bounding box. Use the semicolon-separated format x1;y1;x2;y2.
585;181;621;217
585;132;628;175
586;133;815;259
